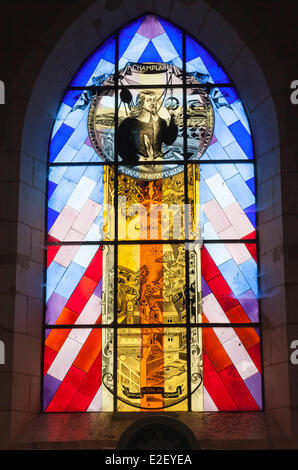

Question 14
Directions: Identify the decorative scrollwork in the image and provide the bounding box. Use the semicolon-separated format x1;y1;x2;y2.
191;371;203;385
103;372;113;386
191;343;201;357
103;332;113;358
101;371;203;410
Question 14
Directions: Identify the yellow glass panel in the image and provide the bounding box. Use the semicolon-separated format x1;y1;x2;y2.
117;244;186;325
188;164;202;324
101;245;115;324
117;327;188;411
102;165;115;241
187;164;200;240
118;172;187;241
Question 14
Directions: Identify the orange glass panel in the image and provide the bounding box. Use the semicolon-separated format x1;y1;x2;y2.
117;244;186;325
73;328;102;373
45;328;71;352
117;327;187;411
55;307;78;325
203;327;232;372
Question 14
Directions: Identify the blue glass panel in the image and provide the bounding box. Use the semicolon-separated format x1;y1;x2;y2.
48;180;57;200
225;173;255;209
235;163;254;181
198;163;256;239
137;40;163;62
186;35;213;65
208;65;230;83
119;15;182;68
208;104;253;160
48;178;76;213
64;166;86;184
119;33;149;65
72;144;96;163
205;243;231;266
231;100;251;134
46;261;66;301
152;33;180;62
223;141;248;160
199;178;213;204
54;262;85;298
63;90;84;108
90;152;101;163
84;165;104;183
218;258;250;297
94;215;101;226
89;180;103;204
201;211;208;226
218;87;238;104
244;204;256;227
54;146;78;164
204;141;230;160
49;124;74;162
215;163;238;180
213;110;235;148
186;35;230;83
200;163;218;180
119;17;145;58
49;166;67;188
158;17;182;58
49;167;69;190
66;117;89;151
70;36;115;87
186;57;209;79
47;208;60;233
47;165;110;242
246;177;255;194
229;121;253;159
238;258;258;296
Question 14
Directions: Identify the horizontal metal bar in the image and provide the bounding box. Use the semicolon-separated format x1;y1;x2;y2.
46;239;257;246
68;83;233;91
44;322;260;329
48;159;254;167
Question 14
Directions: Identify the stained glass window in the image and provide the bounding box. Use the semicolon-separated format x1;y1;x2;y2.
43;14;262;412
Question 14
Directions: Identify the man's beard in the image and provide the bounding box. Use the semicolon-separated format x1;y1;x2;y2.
144;105;157;115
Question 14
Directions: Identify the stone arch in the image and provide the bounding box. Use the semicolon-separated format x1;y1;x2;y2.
7;0;288;448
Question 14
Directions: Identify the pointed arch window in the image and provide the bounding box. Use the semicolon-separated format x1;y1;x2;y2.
43;14;262;412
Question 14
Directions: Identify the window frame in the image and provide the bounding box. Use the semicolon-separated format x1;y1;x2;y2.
43;14;263;413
